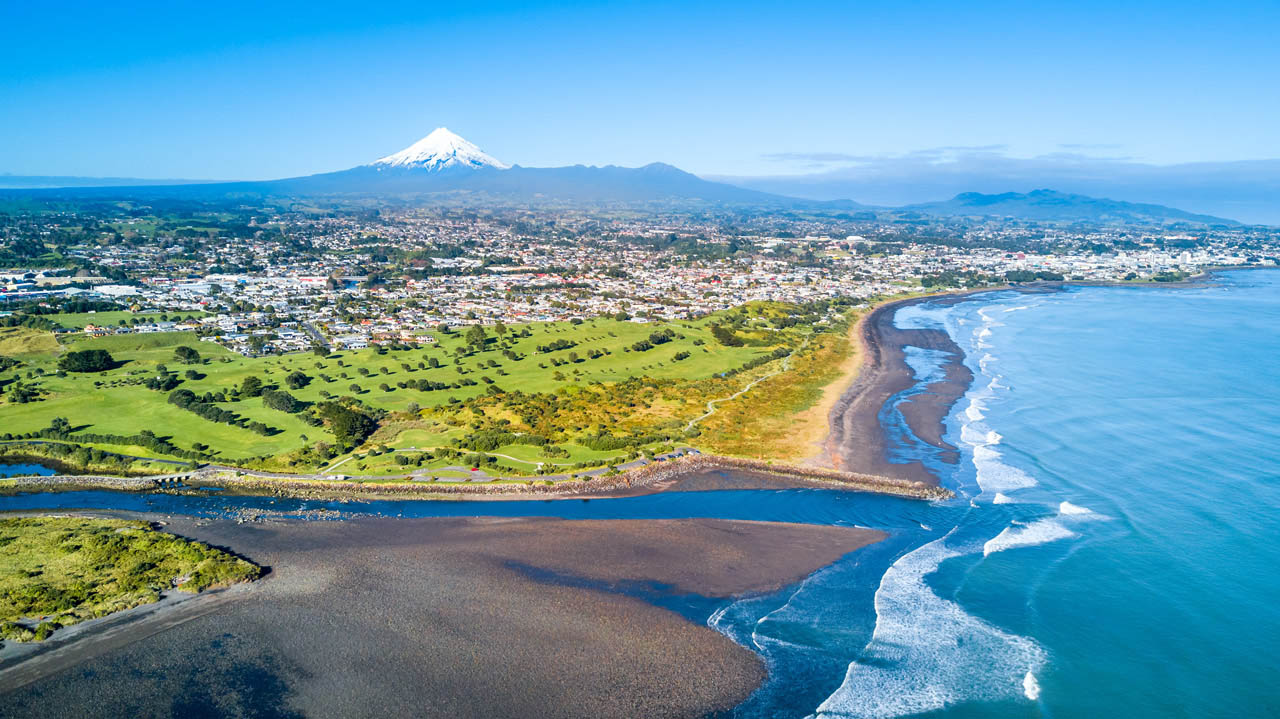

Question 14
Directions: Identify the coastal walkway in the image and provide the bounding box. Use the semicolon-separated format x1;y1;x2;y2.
684;333;814;432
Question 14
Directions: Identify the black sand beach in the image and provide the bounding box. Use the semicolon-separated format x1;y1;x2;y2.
823;295;974;484
0;514;883;718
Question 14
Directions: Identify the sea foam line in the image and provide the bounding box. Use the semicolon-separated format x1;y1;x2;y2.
812;535;1046;718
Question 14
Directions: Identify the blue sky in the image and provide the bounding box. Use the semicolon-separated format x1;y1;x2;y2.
2;0;1277;180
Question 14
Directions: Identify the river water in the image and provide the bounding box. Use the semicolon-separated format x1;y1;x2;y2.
4;269;1278;718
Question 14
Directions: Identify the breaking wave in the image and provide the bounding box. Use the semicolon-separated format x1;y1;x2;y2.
812;536;1046;718
983;519;1077;556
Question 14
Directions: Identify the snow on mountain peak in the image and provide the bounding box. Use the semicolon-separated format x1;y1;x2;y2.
372;128;509;171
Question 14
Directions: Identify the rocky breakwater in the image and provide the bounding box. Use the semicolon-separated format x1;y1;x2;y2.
4;475;161;491
680;455;954;499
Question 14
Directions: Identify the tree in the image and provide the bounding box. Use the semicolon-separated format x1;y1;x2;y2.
318;402;376;447
285;371;310;389
173;345;201;364
710;324;744;347
58;349;114;373
494;321;507;337
465;325;488;350
262;389;301;413
240;375;264;397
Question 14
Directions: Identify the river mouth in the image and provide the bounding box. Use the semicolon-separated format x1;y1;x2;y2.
0;507;902;719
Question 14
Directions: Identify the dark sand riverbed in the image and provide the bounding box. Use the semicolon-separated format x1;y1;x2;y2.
0;515;883;719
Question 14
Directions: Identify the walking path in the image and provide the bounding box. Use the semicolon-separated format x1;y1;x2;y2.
319;446;591;475
684;334;814;433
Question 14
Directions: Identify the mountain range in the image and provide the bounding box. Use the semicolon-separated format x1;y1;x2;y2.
903;189;1235;225
0;129;1245;225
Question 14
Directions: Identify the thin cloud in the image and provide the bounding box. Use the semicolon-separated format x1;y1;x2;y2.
908;144;1008;156
761;151;875;163
764;145;1010;166
1034;151;1134;163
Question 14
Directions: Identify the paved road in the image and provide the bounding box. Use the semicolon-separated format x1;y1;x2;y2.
301;322;328;351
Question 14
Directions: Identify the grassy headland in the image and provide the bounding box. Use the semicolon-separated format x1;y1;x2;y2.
0;516;259;642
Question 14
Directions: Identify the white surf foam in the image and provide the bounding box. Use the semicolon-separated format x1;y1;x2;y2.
812;537;1045;718
1023;671;1042;700
973;444;1038;494
983;519;1077;556
992;492;1015;504
1058;501;1093;515
964;401;986;422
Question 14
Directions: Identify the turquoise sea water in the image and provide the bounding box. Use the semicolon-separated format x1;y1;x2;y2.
3;270;1277;717
807;269;1280;719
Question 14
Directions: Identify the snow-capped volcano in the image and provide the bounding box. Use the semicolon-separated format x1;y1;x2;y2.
371;127;509;171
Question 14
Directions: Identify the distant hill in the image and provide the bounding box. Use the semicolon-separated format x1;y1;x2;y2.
2;128;808;208
0;174;216;189
904;189;1237;225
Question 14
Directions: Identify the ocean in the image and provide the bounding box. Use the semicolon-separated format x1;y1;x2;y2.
798;269;1280;718
3;270;1277;717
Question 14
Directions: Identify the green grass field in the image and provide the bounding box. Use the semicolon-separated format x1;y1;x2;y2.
0;311;809;470
42;310;208;330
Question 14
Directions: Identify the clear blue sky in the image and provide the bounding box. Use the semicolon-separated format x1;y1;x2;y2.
2;0;1277;180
